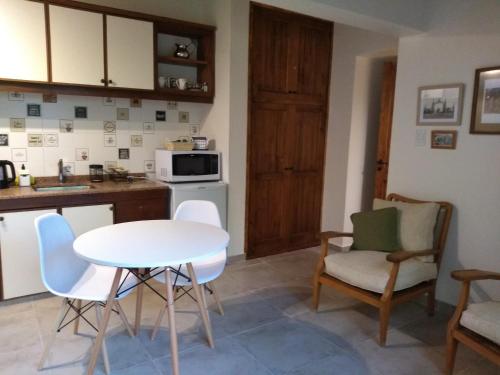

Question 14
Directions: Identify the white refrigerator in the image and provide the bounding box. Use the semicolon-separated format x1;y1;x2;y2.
166;182;227;229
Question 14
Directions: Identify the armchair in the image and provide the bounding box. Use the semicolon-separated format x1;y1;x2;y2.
446;269;500;374
312;194;453;346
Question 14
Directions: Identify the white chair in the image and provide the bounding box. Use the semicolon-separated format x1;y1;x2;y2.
151;200;226;340
35;213;136;374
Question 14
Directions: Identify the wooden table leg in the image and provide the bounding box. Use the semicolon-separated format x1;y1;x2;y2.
134;268;145;336
186;262;214;348
165;267;179;375
86;268;123;375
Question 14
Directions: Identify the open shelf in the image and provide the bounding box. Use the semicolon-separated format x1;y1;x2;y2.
158;56;208;66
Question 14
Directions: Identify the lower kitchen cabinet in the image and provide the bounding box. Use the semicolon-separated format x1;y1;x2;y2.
114;199;168;223
62;204;114;237
0;209;56;299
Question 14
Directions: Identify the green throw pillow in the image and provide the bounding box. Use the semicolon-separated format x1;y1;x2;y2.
351;207;400;252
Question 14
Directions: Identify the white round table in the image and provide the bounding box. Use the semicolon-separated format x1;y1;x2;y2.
73;220;230;375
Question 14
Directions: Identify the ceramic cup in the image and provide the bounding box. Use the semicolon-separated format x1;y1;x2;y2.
158;76;166;88
176;78;187;90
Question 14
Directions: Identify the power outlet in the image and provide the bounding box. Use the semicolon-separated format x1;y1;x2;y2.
190;125;200;136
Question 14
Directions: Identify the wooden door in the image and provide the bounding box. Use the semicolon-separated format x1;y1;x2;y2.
246;102;291;257
106;15;154;90
0;209;56;299
374;61;397;199
287;105;326;249
0;0;47;82
50;5;105;86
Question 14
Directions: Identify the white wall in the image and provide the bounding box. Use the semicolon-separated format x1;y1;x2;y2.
388;1;500;304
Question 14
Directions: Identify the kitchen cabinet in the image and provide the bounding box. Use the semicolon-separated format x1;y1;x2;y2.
114;198;167;223
106;16;154;90
62;204;113;237
0;0;48;82
49;5;105;86
0;209;55;299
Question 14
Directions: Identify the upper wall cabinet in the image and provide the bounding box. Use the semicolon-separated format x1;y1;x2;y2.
0;0;215;103
50;5;105;86
0;0;48;82
106;16;154;90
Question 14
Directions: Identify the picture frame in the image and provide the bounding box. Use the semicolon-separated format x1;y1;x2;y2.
470;65;500;134
431;130;457;150
417;84;464;126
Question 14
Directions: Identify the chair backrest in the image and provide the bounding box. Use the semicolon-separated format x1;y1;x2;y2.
34;213;89;295
386;193;453;268
174;200;222;228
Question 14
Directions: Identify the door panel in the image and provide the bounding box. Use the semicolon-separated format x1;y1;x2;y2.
62;204;113;237
50;5;105;86
106;15;154;90
0;0;47;82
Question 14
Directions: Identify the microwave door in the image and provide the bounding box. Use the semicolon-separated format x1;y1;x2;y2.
173;154;207;176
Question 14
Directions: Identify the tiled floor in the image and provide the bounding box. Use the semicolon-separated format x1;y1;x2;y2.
0;247;497;374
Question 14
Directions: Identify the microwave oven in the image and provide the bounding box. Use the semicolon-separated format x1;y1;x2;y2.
155;150;221;183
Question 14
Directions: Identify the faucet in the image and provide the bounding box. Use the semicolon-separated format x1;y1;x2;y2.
58;159;66;183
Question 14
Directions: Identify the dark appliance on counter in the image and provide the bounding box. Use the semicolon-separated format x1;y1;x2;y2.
0;160;15;189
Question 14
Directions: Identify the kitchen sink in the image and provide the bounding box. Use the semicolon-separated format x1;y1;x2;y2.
33;184;92;192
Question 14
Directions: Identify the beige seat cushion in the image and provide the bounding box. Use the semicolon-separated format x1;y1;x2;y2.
324;250;437;293
373;198;440;261
460;301;500;345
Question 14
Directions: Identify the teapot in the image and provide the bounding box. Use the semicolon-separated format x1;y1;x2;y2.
0;160;15;189
174;43;191;59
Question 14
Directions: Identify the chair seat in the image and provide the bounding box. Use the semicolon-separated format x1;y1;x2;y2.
324;250;437;293
460;301;500;346
49;264;137;302
153;249;226;286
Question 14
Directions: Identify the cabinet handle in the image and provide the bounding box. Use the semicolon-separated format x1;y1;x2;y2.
108;79;114;85
0;217;4;222
100;78;106;84
109;206;114;211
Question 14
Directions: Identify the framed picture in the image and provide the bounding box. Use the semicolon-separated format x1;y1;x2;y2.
75;106;88;119
118;148;130;160
417;84;464;125
470;66;500;134
431;130;457;150
27;104;41;117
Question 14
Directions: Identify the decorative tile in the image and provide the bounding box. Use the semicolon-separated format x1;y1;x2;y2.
42;93;57;103
10;118;26;132
63;162;75;176
143;122;155;134
75;106;87;119
43;133;58;147
0;134;8;146
59;119;74;133
144;160;155;173
190;124;200;136
8;92;24;101
27;134;43;147
118;148;129;159
167;101;178;110
156;111;166;121
130;135;143;147
179;111;190;123
103;121;116;133
116;108;129;120
76;148;89;161
130;98;142;108
27;104;41;117
104;160;117;170
11;148;27;162
103;97;116;106
104;134;117;147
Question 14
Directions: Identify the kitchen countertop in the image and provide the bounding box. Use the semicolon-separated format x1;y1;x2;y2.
0;176;167;201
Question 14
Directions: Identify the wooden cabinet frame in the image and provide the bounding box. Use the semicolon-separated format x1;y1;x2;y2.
0;0;215;103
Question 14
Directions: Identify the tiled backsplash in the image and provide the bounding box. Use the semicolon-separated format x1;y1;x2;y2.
0;92;210;177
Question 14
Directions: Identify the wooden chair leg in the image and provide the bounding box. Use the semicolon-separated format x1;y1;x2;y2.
201;284;210;323
312;279;322;311
95;303;110;375
379;304;391;346
445;333;458;375
150;304;167;341
115;301;134;337
38;298;68;370
73;299;82;334
209;281;224;316
427;288;436;317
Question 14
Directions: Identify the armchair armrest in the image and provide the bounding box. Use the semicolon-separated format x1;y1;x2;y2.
386;249;438;263
451;269;500;282
320;231;353;240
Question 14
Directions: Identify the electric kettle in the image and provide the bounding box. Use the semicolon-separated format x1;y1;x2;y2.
0;160;16;189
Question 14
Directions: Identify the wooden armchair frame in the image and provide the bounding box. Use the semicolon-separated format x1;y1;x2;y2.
312;193;453;346
446;269;500;374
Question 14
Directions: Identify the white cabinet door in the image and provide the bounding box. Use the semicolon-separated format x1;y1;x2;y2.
106;15;154;90
62;204;114;237
50;5;105;86
0;0;48;82
0;209;55;299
